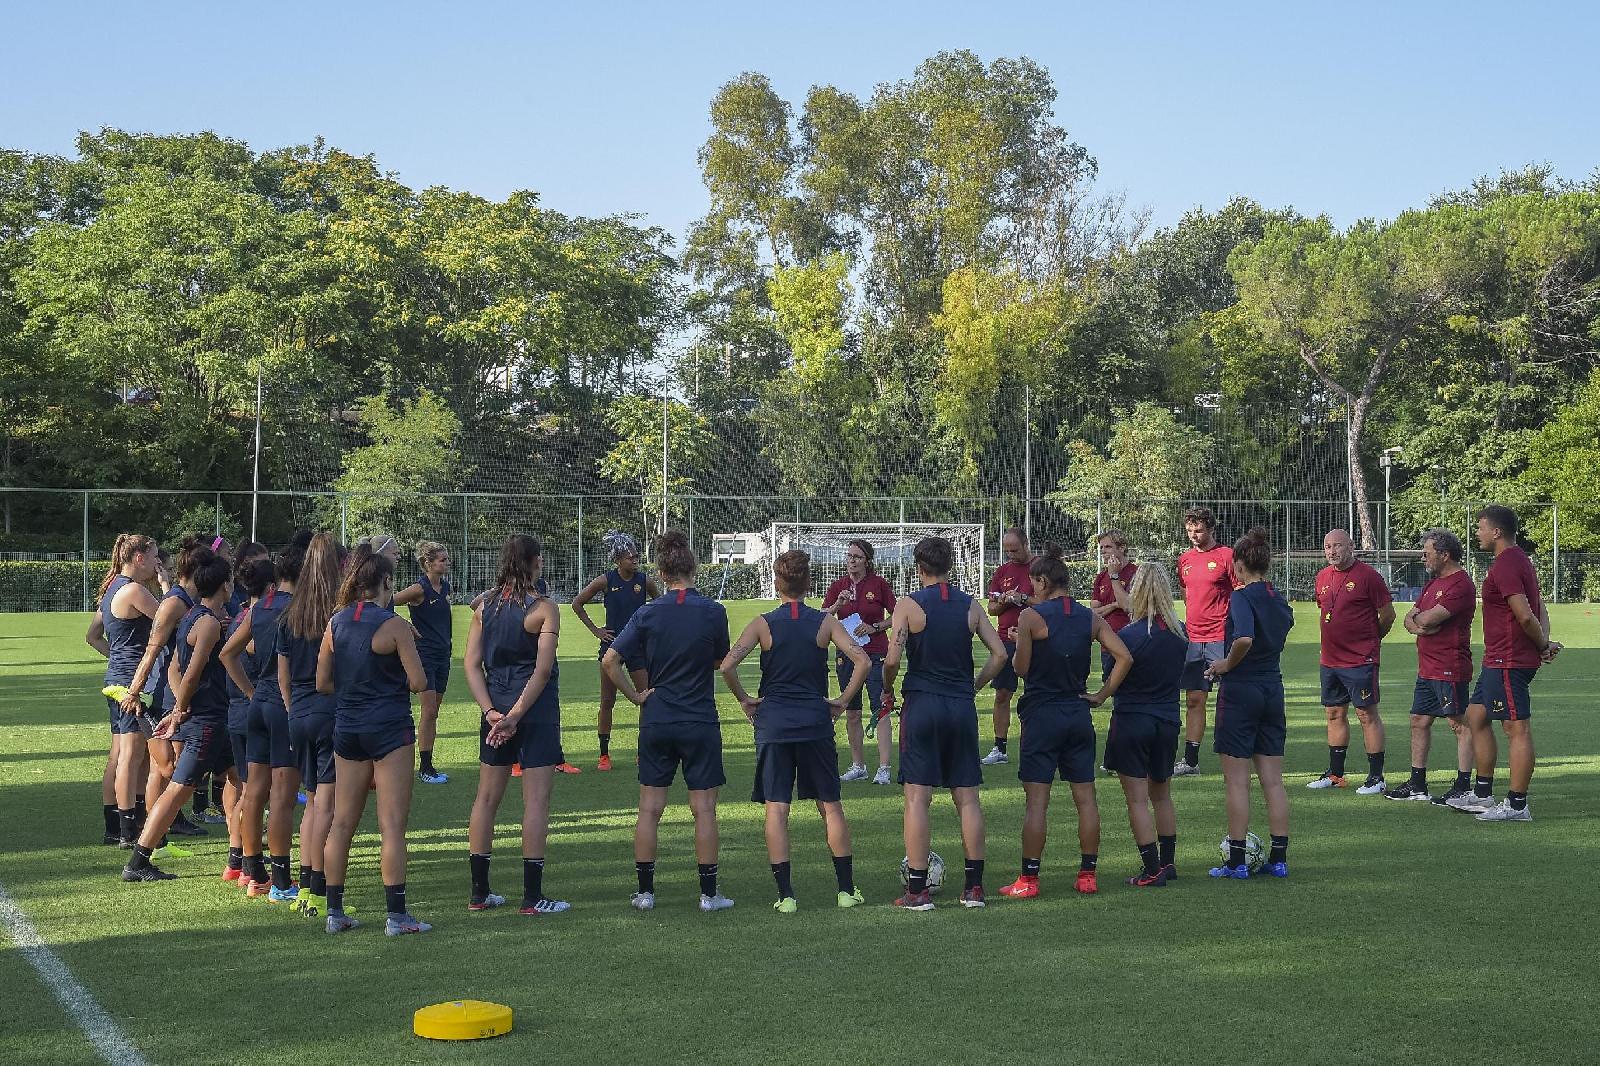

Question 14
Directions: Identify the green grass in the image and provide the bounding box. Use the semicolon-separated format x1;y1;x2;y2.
3;602;1599;1065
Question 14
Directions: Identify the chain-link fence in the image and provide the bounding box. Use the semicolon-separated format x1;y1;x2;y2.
1;486;1595;611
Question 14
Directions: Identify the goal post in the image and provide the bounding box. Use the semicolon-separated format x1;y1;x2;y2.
759;522;986;600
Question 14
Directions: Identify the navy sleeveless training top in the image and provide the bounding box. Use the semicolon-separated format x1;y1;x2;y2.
408;576;452;661
249;588;293;709
756;601;830;743
903;582;974;696
279;622;336;718
480;590;559;724
174;604;228;720
155;585;196;710
100;576;152;687
329;601;412;731
603;568;649;634
225;610;260;730
1016;596;1091;715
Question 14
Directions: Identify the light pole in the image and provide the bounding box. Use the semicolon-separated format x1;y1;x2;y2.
1379;446;1403;580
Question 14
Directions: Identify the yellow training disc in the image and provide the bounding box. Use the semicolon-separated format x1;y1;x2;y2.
413;1000;513;1041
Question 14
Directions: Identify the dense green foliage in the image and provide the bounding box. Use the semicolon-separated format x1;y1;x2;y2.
3;54;1598;555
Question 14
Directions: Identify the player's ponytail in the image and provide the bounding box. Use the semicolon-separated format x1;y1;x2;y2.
97;533;156;599
1028;543;1070;592
1232;526;1273;576
656;530;697;581
286;533;342;639
175;534;216;584
773;550;810;598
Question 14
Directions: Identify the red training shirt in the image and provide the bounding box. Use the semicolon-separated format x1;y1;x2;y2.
821;574;897;656
1481;546;1544;669
988;560;1034;643
1415;568;1475;682
1092;563;1138;632
1177;544;1235;643
1314;560;1393;668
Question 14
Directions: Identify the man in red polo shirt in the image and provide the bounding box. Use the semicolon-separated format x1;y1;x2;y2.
1448;506;1562;822
822;539;898;785
1172;507;1235;776
982;528;1034;765
1089;529;1137;679
1307;528;1395;795
1387;528;1476;805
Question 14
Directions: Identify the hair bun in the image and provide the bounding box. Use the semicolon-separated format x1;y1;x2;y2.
1043;543;1065;561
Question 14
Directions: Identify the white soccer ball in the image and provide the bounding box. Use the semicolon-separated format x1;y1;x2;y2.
899;851;945;894
1217;832;1266;874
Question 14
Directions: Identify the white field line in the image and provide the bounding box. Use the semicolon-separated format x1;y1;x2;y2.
0;881;150;1066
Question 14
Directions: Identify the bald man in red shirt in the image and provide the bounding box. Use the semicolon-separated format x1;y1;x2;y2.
1307;528;1394;795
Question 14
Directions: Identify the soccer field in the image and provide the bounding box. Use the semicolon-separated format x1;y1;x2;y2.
2;602;1598;1065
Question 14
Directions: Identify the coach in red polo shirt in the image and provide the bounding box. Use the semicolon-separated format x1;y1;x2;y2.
982;528;1034;766
1089;529;1137;678
1452;505;1562;823
1173;507;1235;776
822;539;897;785
1307;528;1395;795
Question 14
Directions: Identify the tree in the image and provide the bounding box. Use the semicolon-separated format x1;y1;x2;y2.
332;390;467;539
1047;402;1215;552
598;396;715;534
1519;367;1600;550
1225;208;1483;548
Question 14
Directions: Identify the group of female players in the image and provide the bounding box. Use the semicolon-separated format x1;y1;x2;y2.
89;518;1295;929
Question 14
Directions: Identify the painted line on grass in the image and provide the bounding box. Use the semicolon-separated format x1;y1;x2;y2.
0;880;149;1066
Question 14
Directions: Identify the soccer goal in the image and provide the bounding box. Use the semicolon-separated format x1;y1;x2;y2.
758;522;986;599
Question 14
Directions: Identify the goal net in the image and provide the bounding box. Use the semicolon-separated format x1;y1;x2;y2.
757;522;986;600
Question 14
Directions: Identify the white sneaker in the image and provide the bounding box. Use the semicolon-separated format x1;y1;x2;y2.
1446;791;1495;813
981;746;1008;765
872;765;892;786
699;893;735;912
1306;773;1346;790
1171;761;1199;777
839;764;869;783
629;891;655;911
1355;777;1387;796
1475;800;1532;822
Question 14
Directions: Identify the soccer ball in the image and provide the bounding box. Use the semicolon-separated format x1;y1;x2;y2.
1218;832;1266;874
899;851;945;894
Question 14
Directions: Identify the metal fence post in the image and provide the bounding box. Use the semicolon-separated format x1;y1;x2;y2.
461;494;469;597
1552;502;1560;604
214;492;222;537
688;496;695;555
577;496;585;585
339;495;348;544
82;491;90;609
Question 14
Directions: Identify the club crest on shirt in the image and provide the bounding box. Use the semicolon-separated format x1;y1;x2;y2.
866;591;876;601
1345;580;1356;591
1206;561;1218;571
633;584;642;594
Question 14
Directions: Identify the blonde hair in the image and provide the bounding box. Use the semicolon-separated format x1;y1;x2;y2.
363;532;399;556
1127;563;1185;638
415;539;448;567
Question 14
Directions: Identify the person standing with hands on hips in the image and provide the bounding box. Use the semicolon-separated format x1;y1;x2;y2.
822;539;897;785
983;528;1034;766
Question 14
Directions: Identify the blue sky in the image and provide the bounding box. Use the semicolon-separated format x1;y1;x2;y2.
5;1;1596;250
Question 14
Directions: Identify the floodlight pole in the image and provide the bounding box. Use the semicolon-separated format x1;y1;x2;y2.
660;395;669;535
1023;383;1032;549
250;363;262;542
